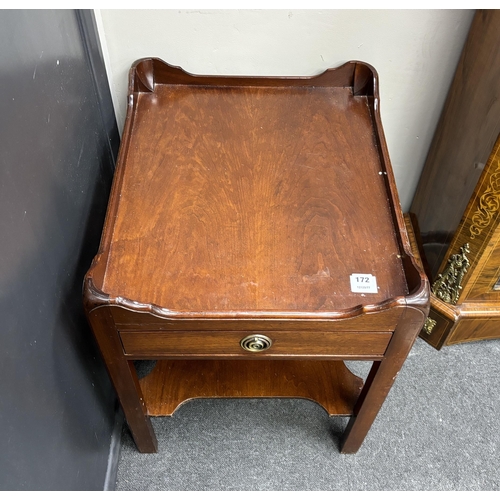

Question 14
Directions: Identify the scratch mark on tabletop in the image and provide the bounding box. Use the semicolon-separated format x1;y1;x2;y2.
242;281;258;287
76;142;85;167
303;267;331;283
33;51;44;80
303;253;331;283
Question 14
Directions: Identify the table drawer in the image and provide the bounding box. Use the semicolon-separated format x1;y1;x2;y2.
120;330;392;358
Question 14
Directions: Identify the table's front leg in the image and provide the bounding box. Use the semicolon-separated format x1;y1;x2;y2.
340;306;426;453
87;306;157;453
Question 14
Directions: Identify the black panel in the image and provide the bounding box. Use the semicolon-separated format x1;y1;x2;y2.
0;10;118;490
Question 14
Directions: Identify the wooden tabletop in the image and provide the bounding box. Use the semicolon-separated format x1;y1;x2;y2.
98;60;409;315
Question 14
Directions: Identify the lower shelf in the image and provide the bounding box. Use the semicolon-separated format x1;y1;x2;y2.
138;359;364;417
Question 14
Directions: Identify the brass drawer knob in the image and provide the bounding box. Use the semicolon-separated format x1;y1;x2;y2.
240;334;272;352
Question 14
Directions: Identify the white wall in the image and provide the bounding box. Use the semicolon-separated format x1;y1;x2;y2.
95;9;474;210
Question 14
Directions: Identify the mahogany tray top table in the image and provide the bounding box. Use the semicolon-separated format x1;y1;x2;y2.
83;58;429;454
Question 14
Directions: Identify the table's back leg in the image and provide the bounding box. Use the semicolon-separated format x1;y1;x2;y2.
87;306;158;453
340;306;426;453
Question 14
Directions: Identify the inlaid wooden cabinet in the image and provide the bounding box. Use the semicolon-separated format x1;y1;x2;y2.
409;10;500;349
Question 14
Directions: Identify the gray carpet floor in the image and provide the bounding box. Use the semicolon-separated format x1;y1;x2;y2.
115;337;500;490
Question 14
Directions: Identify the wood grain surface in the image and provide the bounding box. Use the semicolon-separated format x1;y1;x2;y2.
138;359;364;417
446;317;500;345
111;305;404;332
102;83;406;313
119;330;392;358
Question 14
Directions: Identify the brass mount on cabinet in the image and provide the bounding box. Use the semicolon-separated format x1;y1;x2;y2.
423;317;437;335
431;243;471;305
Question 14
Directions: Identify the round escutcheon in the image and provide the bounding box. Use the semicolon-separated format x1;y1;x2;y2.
240;334;273;352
